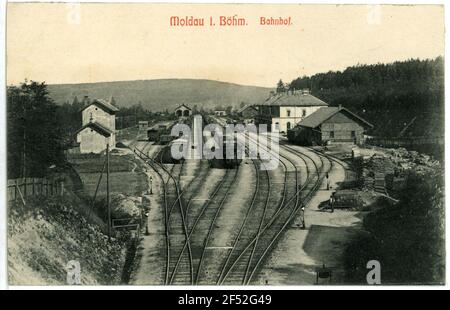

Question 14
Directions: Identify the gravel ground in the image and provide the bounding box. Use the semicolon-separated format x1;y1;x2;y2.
256;146;364;285
129;143;166;285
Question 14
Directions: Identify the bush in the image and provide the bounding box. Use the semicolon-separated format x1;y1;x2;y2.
344;168;444;284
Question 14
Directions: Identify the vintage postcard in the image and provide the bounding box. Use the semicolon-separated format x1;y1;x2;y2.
4;2;445;287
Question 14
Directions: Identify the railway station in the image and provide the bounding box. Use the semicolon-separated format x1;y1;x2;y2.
126;109;354;285
5;3;444;289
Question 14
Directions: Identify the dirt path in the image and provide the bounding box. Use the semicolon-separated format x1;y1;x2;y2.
128;141;166;284
256;148;364;285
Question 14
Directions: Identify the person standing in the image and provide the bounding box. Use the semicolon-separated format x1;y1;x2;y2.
326;172;330;190
301;204;306;229
329;193;335;213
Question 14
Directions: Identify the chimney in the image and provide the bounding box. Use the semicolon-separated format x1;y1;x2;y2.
338;104;342;109
83;95;90;105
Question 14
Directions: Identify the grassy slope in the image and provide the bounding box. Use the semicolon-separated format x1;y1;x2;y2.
47;79;272;111
68;153;148;199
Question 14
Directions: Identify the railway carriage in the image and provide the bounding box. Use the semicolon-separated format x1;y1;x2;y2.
208;134;243;169
147;123;175;144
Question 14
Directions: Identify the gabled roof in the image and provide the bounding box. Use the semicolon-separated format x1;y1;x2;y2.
261;93;328;107
175;104;191;111
75;122;113;137
81;98;119;114
297;107;374;129
237;105;258;113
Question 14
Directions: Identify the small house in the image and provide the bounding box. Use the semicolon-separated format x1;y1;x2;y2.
76;98;118;153
138;121;149;130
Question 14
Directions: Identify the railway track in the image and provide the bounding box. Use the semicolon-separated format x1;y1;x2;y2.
216;133;302;284
133;129;338;285
215;158;272;285
218;133;337;284
167;164;238;285
134;144;193;285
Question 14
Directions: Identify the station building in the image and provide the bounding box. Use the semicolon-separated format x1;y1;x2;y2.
255;89;328;133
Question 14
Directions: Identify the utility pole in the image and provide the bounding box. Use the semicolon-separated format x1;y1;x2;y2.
106;143;111;240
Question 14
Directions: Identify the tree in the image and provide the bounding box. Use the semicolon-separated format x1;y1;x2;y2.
7;81;64;178
72;96;79;106
288;57;444;139
276;79;285;93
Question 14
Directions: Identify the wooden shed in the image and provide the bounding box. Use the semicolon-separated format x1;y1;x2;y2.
237;105;258;123
288;106;373;146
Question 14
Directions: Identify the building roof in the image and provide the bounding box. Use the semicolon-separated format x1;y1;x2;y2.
296;107;374;129
261;92;328;107
175;104;191;111
81;98;119;114
237;104;258;113
75;122;113;137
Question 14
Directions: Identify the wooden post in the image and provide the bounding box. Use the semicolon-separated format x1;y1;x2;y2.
23;178;27;197
14;180;17;201
107;144;111;240
60;180;64;197
16;184;26;206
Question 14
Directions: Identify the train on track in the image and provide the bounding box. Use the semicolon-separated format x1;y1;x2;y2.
147;123;174;144
207;133;243;169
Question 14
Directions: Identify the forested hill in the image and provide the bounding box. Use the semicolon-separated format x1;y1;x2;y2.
290;57;444;137
47;79;272;112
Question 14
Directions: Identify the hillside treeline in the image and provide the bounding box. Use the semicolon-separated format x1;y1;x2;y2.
7;81;65;179
289;57;444;137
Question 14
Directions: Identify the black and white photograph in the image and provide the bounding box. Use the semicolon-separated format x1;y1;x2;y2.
1;1;446;289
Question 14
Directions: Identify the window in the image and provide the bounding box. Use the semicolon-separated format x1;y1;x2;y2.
302;109;306;117
287;122;291;130
351;131;356;138
275;122;280;130
330;131;334;138
287;110;291;117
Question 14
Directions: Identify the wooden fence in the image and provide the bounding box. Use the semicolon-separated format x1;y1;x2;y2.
7;177;63;202
366;136;444;148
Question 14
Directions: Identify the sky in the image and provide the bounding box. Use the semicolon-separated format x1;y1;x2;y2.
6;3;444;87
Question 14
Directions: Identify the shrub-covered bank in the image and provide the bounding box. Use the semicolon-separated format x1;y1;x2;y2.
343;168;444;284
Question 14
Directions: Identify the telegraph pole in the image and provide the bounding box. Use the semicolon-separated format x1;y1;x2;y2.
106;143;111;240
